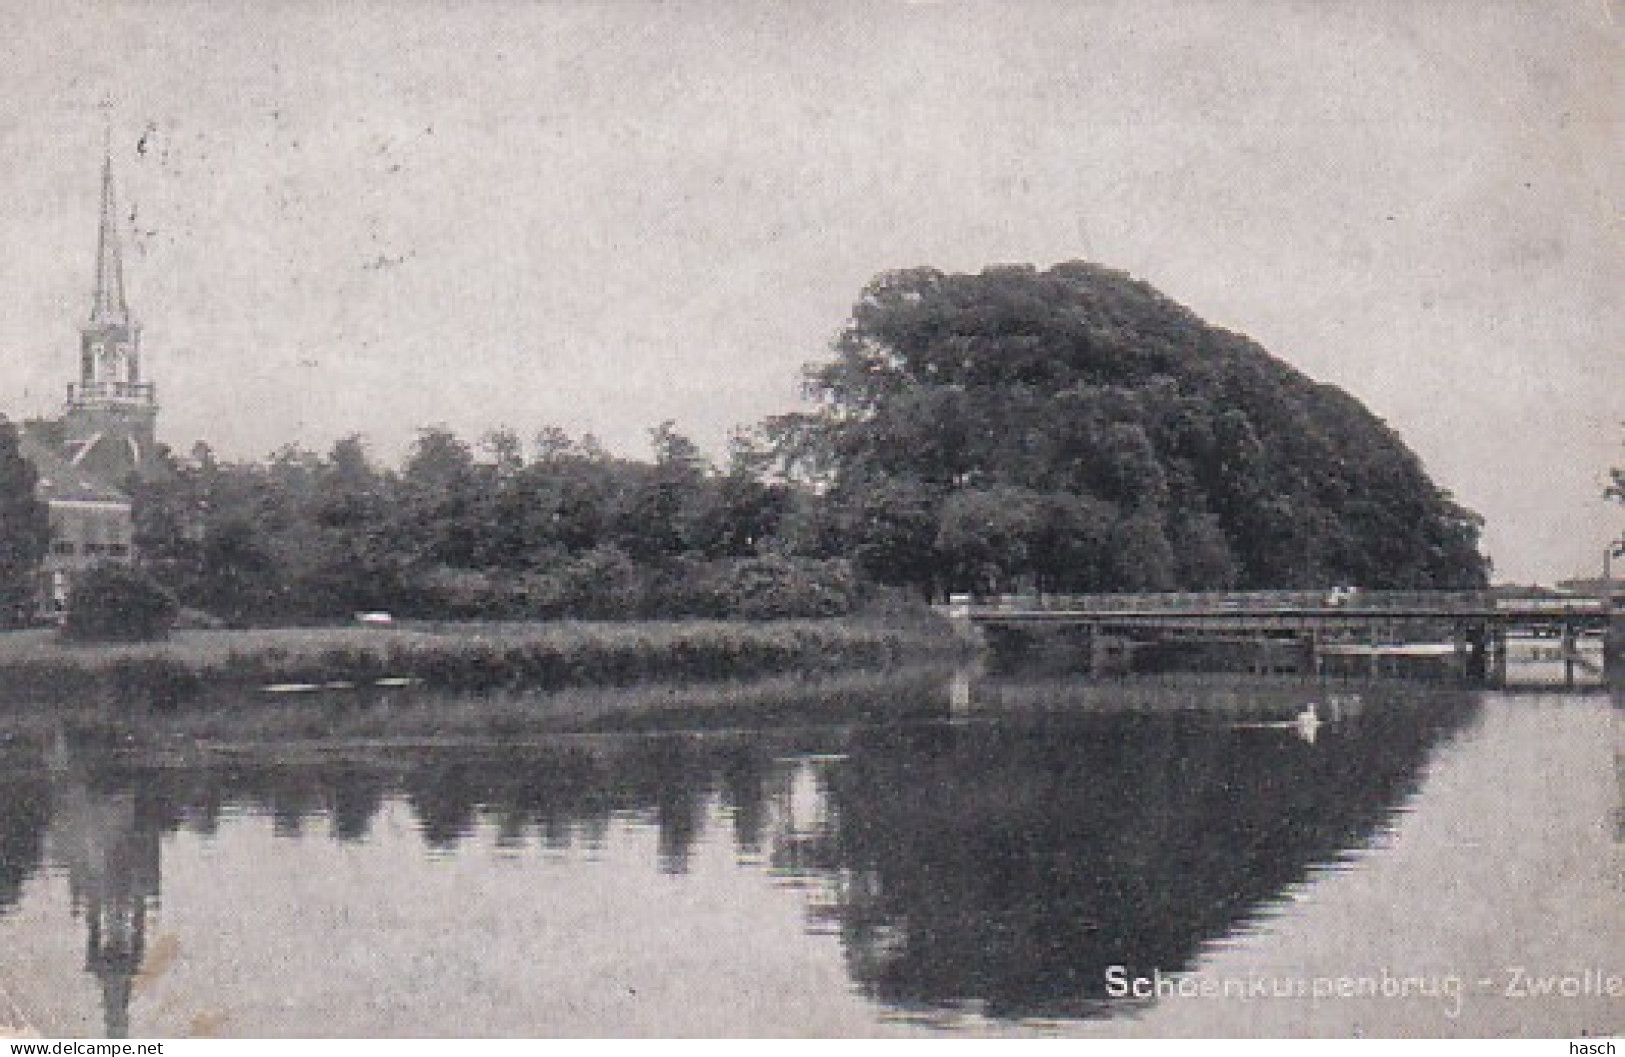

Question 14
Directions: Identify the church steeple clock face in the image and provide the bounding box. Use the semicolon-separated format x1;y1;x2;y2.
105;340;128;382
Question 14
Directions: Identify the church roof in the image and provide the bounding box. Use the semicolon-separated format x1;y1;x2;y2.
63;429;150;483
17;427;130;506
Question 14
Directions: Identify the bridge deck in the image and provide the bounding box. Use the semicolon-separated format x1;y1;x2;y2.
949;590;1617;626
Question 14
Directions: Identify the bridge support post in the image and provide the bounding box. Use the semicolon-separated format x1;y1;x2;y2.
1606;599;1623;691
1089;625;1123;677
1491;626;1508;689
1562;623;1578;690
949;664;976;719
1464;623;1489;684
1302;630;1320;680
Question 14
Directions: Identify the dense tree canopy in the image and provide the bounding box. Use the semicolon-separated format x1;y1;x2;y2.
0;419;49;626
770;262;1489;596
129;424;850;625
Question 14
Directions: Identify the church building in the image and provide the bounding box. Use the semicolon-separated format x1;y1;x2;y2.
20;145;160;616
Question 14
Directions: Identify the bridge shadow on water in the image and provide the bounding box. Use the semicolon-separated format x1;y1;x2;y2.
0;672;1484;1033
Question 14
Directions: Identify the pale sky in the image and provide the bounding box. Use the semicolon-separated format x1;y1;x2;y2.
0;0;1619;584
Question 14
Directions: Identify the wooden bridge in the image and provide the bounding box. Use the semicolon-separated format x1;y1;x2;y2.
945;589;1623;688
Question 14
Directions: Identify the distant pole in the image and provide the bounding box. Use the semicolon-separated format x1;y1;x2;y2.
1607;537;1624;688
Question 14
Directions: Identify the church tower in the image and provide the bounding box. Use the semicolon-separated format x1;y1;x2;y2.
61;142;158;483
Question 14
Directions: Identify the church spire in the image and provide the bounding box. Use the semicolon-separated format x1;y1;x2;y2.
90;135;128;326
65;122;158;482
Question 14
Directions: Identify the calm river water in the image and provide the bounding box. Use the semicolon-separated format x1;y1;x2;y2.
0;671;1618;1038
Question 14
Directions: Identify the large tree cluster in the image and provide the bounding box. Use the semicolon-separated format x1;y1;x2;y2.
770;262;1489;597
129;424;851;626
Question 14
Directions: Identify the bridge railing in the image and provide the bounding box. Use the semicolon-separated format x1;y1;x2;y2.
955;590;1610;615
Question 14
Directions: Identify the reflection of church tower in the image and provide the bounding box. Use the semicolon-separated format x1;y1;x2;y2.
48;747;162;1039
62;141;158;483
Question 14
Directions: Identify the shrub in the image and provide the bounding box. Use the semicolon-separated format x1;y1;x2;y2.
718;556;858;619
413;566;520;619
557;545;643;619
106;658;202;710
62;563;180;643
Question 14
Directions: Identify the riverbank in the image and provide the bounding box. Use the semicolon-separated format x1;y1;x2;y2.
0;664;960;753
0;615;967;712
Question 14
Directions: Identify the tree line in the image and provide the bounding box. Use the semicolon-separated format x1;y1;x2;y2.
129;423;858;626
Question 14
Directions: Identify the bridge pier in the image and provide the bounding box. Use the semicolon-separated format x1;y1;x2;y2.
1464;623;1490;684
1607;599;1623;690
1490;627;1509;689
1089;626;1134;677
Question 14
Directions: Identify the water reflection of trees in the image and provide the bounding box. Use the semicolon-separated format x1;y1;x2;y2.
0;686;1482;1030
0;769;49;913
802;693;1483;1020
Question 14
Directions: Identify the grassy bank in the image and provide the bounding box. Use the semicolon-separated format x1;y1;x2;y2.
0;616;964;711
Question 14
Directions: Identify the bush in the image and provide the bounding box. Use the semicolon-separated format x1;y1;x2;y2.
372;552;863;622
413;566;523;620
62;563;180;643
718;556;858;619
557;545;643;619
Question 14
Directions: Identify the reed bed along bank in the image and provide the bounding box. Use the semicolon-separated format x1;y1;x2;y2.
0;617;963;711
